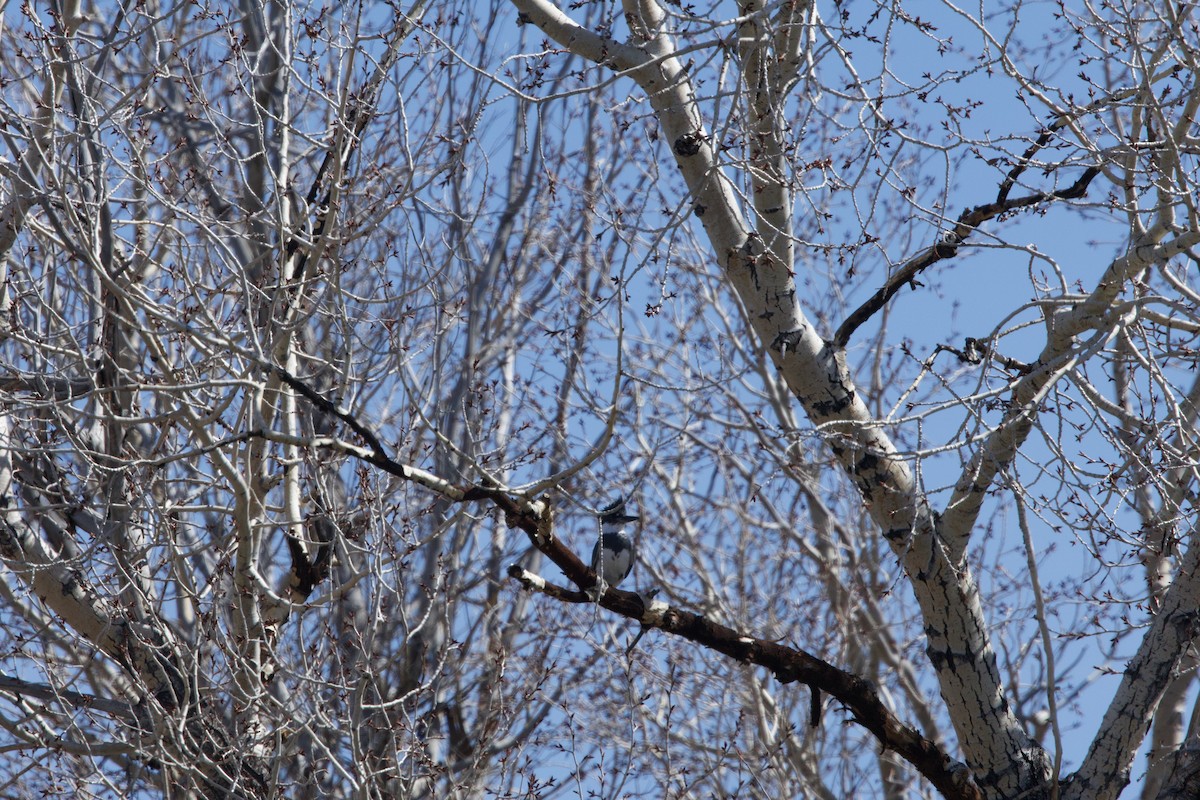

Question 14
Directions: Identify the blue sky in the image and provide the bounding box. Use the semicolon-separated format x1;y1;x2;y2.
0;0;1189;795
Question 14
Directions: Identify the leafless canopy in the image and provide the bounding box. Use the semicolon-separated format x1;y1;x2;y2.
0;0;1198;798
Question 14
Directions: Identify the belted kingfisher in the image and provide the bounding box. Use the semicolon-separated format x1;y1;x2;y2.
591;497;639;589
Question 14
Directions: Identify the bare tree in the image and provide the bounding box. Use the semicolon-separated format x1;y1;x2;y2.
1;0;1199;799
498;0;1200;798
0;0;606;795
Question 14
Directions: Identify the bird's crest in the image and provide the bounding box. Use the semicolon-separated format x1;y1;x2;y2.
598;496;639;523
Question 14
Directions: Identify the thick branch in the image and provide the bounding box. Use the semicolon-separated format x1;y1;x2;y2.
939;229;1200;558
505;566;982;800
1065;540;1200;800
736;0;794;267
1154;736;1200;800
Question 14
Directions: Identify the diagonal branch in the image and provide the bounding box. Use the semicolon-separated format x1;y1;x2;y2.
274;327;984;797
0;673;137;724
1065;537;1200;800
832;64;1183;351
939;229;1200;558
506;565;983;800
0;450;187;715
284;1;429;277
832;165;1101;349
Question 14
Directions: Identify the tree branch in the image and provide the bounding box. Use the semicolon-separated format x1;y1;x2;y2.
1065;538;1200;800
509;2;1051;791
833;165;1101;349
506;565;983;800
0;673;137;724
1153;735;1200;800
939;228;1200;558
278;361;979;797
285;0;429;277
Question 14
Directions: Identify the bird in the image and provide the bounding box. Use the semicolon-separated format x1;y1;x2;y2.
591;497;639;589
